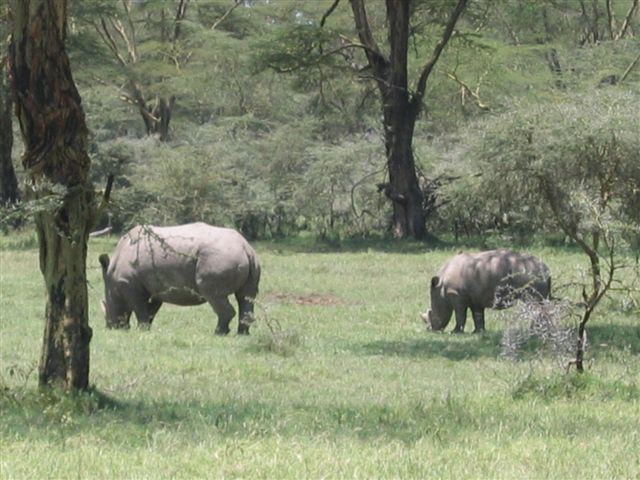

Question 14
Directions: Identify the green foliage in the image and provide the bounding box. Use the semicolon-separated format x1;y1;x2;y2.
512;372;639;401
2;239;639;478
434;88;640;244
8;0;634;242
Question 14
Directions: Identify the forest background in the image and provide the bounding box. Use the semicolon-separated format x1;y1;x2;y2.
1;0;638;246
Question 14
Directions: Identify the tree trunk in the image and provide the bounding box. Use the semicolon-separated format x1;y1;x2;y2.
9;0;94;390
0;53;19;206
384;0;426;239
382;98;425;239
130;81;175;141
348;0;466;239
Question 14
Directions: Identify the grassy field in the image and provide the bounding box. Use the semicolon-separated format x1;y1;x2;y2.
1;232;638;479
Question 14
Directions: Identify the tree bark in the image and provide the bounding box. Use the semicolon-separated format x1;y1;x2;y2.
348;0;466;239
349;0;425;238
0;50;19;206
384;0;425;239
9;0;94;390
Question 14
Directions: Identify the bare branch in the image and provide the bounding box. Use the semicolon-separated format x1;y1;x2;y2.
606;0;616;39
615;0;639;39
621;50;640;82
121;0;138;61
268;42;383;73
93;19;128;67
109;17;137;63
444;70;490;110
212;0;242;31
321;0;341;28
90;226;113;238
93;174;115;229
413;0;468;108
348;0;389;76
174;0;189;41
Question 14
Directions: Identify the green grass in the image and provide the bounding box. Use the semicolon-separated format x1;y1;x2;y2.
1;232;638;479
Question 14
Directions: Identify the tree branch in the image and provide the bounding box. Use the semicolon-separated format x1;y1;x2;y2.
348;0;389;77
109;17;137;63
615;0;639;39
93;174;114;229
93;19;128;67
606;0;616;39
121;0;138;61
268;42;383;73
444;70;490;110
212;0;242;30
413;0;468;109
321;0;341;28
620;50;640;83
174;0;189;41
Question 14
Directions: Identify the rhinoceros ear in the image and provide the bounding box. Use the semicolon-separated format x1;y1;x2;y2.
99;254;110;272
431;276;440;289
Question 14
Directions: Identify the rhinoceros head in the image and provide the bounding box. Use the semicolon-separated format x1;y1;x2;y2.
421;276;452;331
99;254;132;329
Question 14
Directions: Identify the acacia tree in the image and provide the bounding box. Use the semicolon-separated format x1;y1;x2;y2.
82;0;188;141
461;91;640;372
8;0;99;390
322;0;468;239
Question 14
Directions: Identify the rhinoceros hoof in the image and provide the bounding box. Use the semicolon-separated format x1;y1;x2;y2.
215;328;230;336
107;323;130;330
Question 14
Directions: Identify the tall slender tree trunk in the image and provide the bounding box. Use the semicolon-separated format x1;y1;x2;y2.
9;0;94;390
0;52;19;207
383;0;425;239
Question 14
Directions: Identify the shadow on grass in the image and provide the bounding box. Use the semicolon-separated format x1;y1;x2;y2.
587;324;640;355
352;331;504;360
0;384;488;445
354;323;640;361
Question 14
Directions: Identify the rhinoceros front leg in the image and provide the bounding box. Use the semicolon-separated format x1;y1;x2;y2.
452;305;468;333
236;295;255;335
128;289;159;330
209;296;236;335
471;308;485;333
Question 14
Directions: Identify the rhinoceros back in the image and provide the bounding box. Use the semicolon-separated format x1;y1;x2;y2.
440;249;550;309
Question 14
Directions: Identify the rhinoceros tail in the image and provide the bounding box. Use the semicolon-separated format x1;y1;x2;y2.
245;247;261;299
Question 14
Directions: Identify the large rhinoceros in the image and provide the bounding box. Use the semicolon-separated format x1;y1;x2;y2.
99;223;261;335
420;249;550;333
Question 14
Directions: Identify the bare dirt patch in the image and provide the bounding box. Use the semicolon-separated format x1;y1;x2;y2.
264;291;346;306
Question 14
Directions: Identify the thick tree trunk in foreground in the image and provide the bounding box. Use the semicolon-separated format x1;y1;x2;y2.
9;0;94;390
0;56;19;206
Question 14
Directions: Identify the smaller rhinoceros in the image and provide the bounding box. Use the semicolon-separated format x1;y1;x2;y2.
421;249;550;333
99;223;260;335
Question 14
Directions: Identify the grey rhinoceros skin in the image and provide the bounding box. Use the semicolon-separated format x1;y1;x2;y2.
421;249;550;333
99;222;261;335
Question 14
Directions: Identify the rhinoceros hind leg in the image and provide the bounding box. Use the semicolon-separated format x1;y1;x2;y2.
209;296;235;335
236;295;254;335
471;308;485;333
